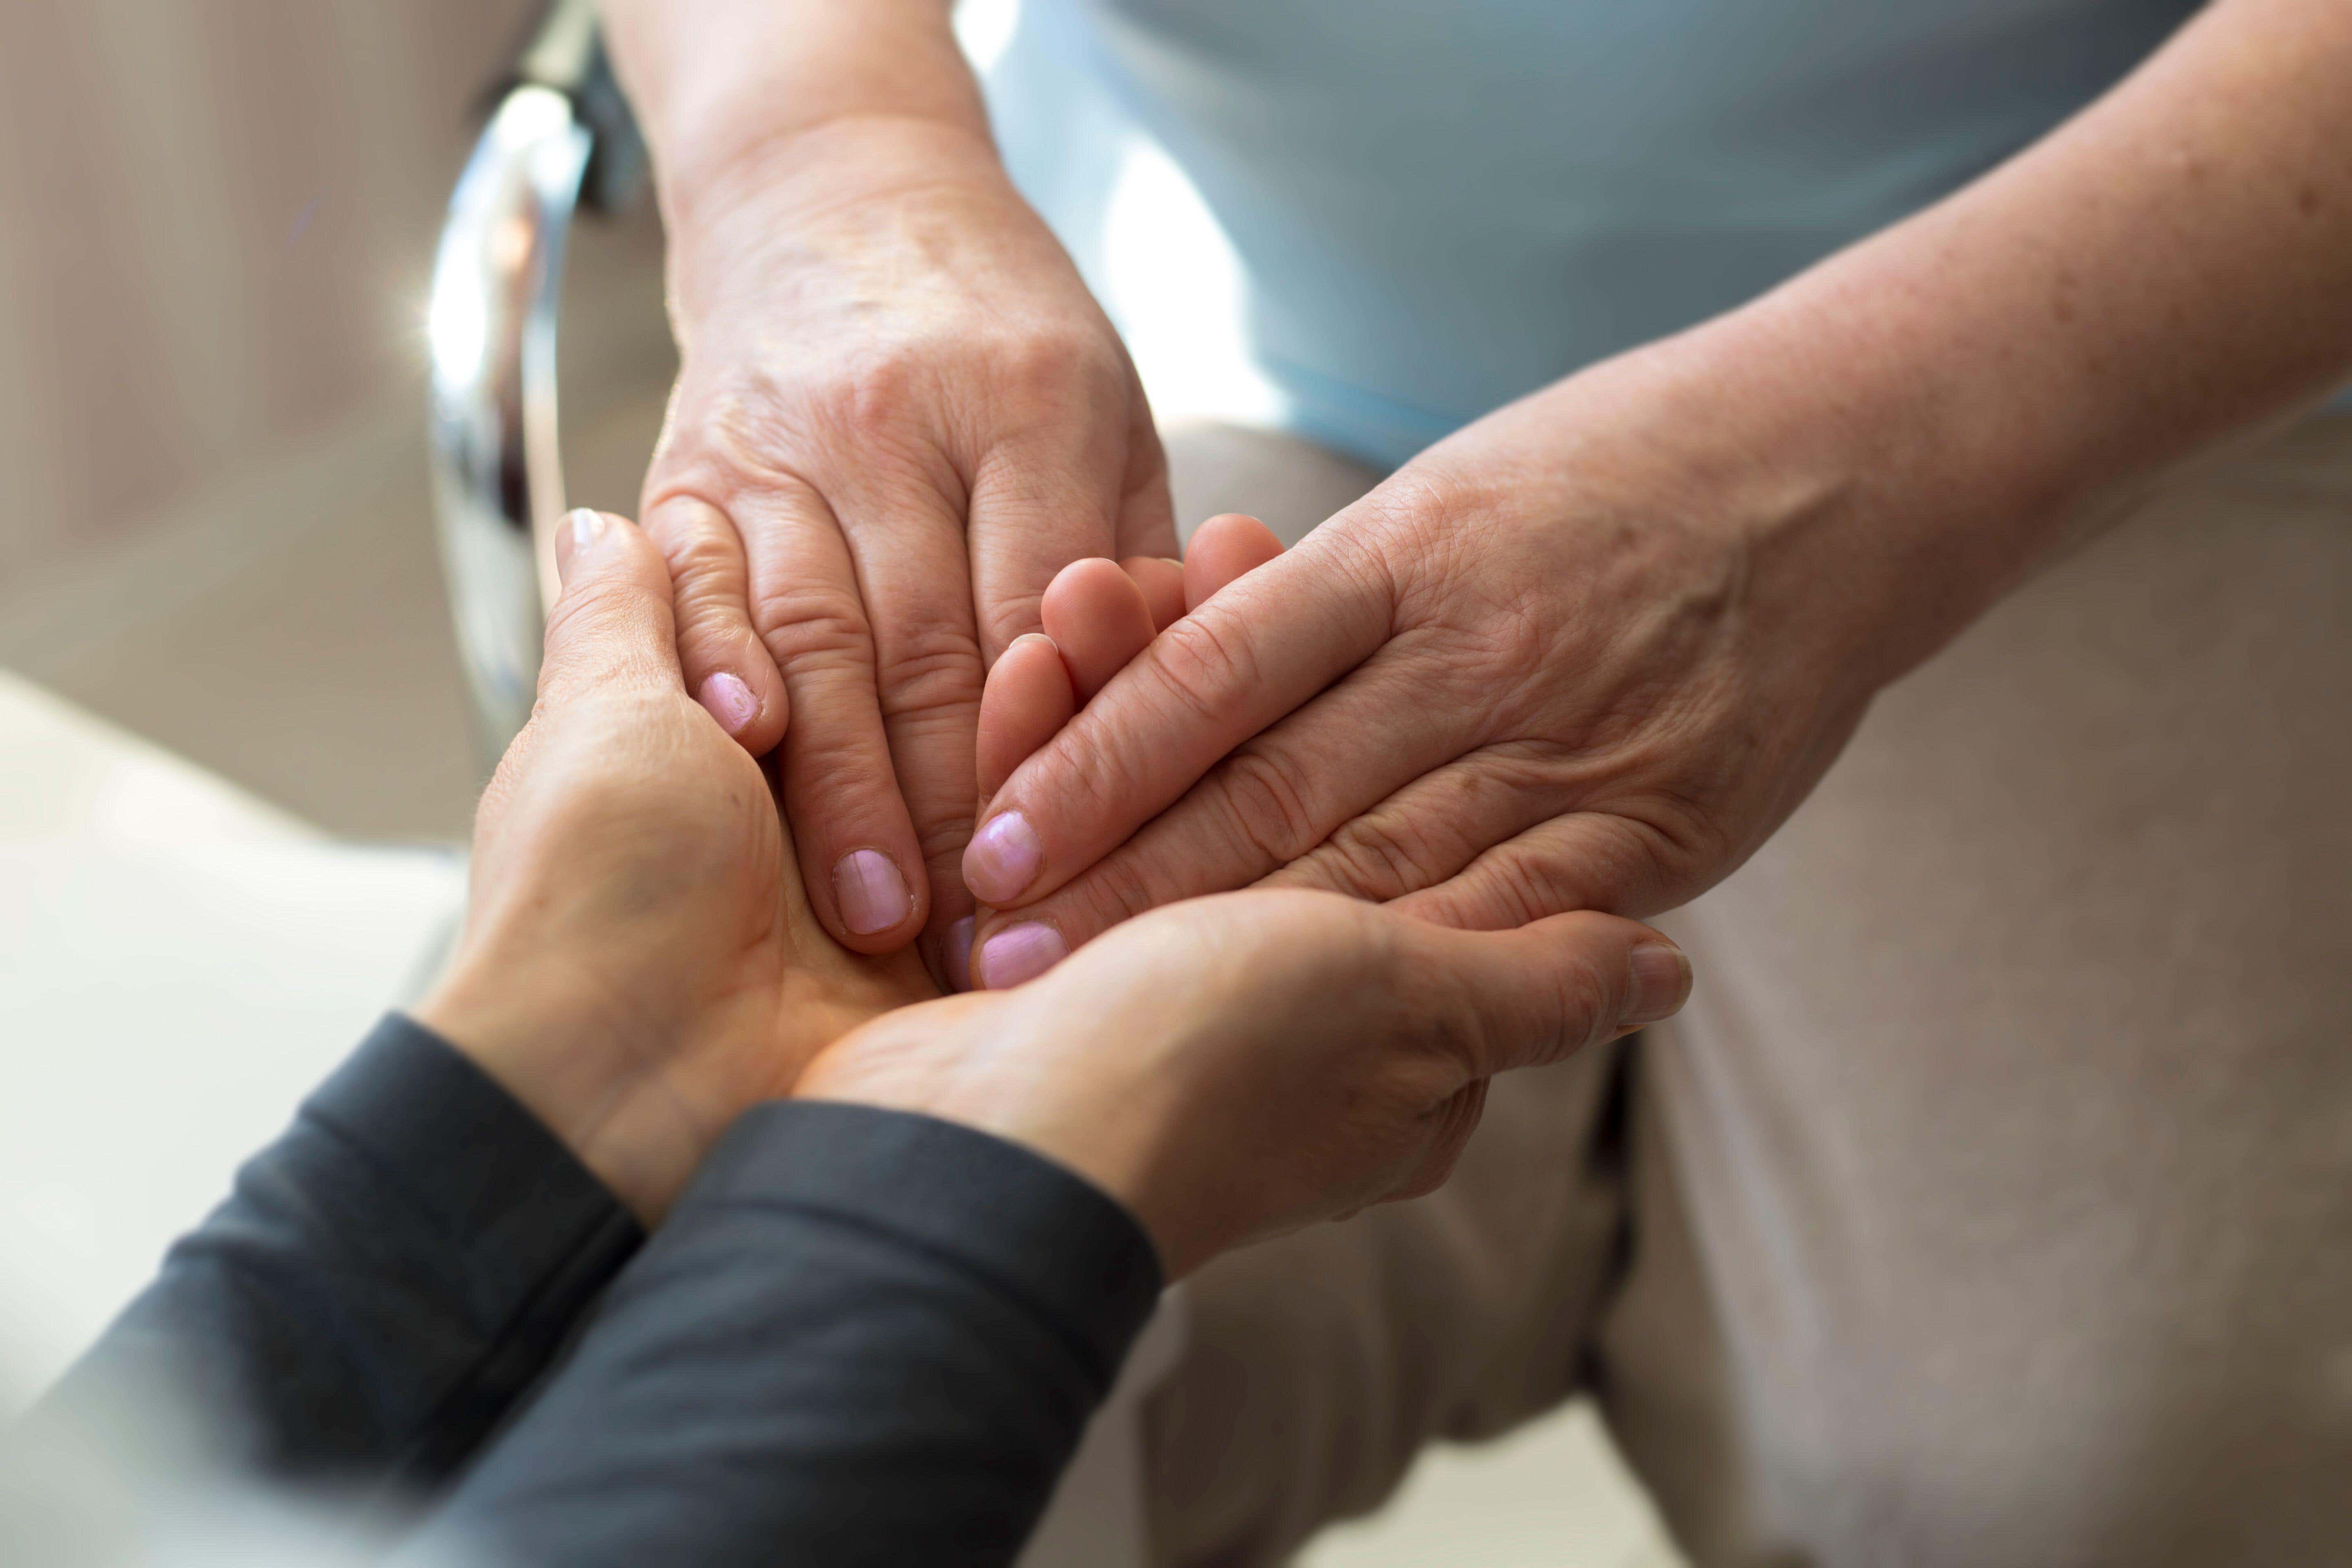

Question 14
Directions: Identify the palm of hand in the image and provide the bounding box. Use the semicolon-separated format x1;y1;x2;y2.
432;675;935;1216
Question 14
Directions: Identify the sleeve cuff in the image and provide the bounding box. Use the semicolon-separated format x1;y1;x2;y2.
688;1100;1165;1391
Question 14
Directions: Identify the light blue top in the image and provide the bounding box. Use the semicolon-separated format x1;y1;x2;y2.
988;0;2199;468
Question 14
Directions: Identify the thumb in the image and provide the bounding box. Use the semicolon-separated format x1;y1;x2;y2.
539;509;685;705
1412;911;1693;1077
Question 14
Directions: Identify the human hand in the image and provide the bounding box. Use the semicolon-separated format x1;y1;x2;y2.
959;346;1901;976
797;887;1690;1278
959;513;1283;986
638;118;1172;975
416;511;935;1221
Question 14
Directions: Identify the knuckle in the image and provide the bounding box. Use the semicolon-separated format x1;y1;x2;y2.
1550;953;1616;1056
1478;850;1578;928
1312;808;1456;900
750;580;870;665
1209;745;1326;868
874;621;984;720
660;519;744;589
652;368;805;493
995;322;1116;405
833;346;931;447
1151;613;1260;726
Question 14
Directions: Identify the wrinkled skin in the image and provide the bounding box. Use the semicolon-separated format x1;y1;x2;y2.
964;353;1885;971
641;121;1176;970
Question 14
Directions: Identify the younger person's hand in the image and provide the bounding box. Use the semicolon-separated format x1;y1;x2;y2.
416;512;936;1221
798;886;1690;1278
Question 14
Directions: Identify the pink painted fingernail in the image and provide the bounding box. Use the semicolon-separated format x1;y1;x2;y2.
978;922;1067;989
833;850;913;936
962;811;1043;904
698;672;759;735
944;915;976;992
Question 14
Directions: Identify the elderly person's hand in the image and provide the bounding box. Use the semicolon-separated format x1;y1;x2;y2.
416;510;935;1222
601;0;1172;976
958;355;1885;980
961;0;2352;977
800;888;1688;1278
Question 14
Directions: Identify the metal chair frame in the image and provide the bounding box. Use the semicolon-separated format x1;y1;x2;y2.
426;0;644;764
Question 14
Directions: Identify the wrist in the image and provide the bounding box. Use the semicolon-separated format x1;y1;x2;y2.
1546;275;2076;698
662;112;1007;254
415;955;706;1223
659;115;1026;334
606;0;993;234
796;993;1208;1271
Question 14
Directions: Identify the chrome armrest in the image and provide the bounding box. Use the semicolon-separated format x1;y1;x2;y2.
426;0;642;764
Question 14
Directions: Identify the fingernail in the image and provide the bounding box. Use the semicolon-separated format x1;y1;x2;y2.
698;672;759;734
978;922;1067;989
833;850;913;935
944;915;976;992
1624;941;1693;1026
962;811;1043;904
554;508;607;586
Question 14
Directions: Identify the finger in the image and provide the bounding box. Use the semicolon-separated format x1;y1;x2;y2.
1407;908;1692;1077
829;472;993;956
968;641;1473;987
1112;367;1181;564
962;529;1396;912
966;428;1125;660
1183;512;1284;613
541;509;683;703
738;477;929;951
640;492;789;755
1256;746;1581;905
1040;557;1157;701
1119;556;1187;633
1389;812;1692;929
976;633;1077;802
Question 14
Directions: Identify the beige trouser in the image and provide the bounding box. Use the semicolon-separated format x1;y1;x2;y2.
1144;415;2352;1567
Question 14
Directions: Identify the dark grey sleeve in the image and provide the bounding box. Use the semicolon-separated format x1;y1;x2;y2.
408;1100;1165;1568
34;1015;643;1499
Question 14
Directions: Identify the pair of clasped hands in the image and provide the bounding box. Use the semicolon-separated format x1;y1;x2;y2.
416;507;1692;1278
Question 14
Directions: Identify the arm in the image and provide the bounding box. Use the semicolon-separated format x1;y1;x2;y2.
598;0;1174;978
32;1016;639;1497
403;1101;1160;1568
30;509;933;1504
408;892;1685;1567
962;0;2352;960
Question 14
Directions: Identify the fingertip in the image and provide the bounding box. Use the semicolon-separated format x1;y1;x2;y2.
1183;513;1284;612
978;633;1078;800
696;669;786;752
553;508;653;590
640;493;789;754
1040;557;1156;700
1119;555;1187;633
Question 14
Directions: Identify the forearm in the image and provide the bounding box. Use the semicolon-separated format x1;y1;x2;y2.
601;0;992;230
32;1018;639;1497
405;1102;1161;1567
1561;0;2352;688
